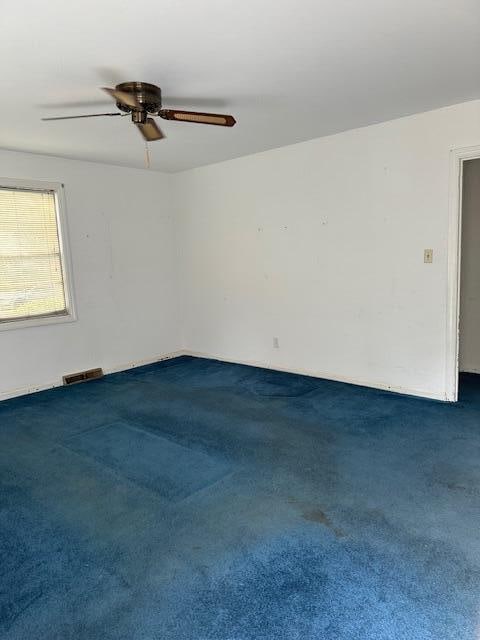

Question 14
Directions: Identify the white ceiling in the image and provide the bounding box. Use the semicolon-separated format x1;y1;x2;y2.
2;0;480;172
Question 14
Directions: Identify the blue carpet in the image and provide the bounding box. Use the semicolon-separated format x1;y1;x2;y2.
64;421;230;501
0;356;479;639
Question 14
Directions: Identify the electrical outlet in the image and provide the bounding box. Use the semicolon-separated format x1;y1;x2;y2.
273;337;280;349
424;249;433;263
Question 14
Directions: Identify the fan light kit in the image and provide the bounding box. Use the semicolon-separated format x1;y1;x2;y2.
42;81;236;145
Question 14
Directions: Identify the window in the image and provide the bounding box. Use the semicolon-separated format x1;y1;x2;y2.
0;179;75;329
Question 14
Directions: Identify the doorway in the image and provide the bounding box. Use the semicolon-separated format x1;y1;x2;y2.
446;146;480;401
458;158;480;380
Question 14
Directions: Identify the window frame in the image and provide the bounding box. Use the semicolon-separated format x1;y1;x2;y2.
0;177;77;331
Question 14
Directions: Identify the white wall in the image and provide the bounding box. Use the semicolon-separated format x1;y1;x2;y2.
2;100;480;402
459;158;480;374
0;150;181;399
174;100;480;400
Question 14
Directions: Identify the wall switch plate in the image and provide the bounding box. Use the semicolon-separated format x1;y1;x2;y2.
424;249;433;263
273;337;280;349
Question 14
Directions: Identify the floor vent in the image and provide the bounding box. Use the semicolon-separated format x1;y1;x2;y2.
63;368;104;386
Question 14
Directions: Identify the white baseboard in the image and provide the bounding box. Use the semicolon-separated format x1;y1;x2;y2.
0;348;449;403
103;350;185;375
0;350;184;402
459;367;480;375
183;350;448;401
0;379;60;402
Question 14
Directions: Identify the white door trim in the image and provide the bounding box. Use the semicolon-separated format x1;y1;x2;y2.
445;144;480;401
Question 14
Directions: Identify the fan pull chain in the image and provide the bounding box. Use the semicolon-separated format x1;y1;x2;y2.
144;142;151;169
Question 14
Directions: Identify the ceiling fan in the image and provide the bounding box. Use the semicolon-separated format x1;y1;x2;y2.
42;82;236;141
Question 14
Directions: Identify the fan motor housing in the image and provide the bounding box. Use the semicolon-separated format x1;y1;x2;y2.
115;82;162;113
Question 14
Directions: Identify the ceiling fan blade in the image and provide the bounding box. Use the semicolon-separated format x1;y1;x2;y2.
102;87;140;109
159;110;236;127
42;112;122;121
96;66;126;86
38;99;113;109
136;118;165;141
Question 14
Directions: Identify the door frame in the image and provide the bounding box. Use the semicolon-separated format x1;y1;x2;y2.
446;144;480;401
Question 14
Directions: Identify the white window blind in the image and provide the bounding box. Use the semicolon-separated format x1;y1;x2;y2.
0;187;68;322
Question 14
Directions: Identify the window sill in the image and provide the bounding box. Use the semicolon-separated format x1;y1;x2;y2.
0;311;77;332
